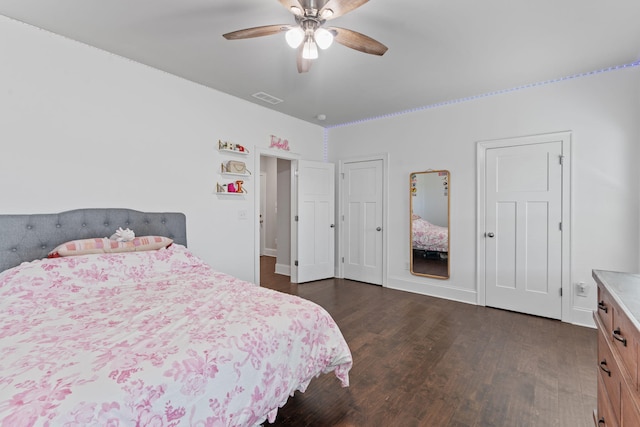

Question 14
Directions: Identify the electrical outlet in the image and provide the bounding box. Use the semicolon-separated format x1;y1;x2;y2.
238;209;247;220
576;282;589;297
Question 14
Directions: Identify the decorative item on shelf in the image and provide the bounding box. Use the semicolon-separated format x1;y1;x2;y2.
218;140;249;153
216;181;247;194
221;160;251;175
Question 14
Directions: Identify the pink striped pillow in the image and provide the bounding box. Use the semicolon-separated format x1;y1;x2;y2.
48;236;173;258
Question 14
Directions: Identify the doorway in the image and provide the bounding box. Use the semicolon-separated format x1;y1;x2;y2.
258;155;293;285
254;150;338;286
477;132;571;321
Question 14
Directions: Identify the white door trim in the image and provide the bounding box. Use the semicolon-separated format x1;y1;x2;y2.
253;148;301;286
476;132;572;322
338;153;389;286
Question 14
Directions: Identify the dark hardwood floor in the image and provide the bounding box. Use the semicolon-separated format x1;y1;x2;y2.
259;256;596;427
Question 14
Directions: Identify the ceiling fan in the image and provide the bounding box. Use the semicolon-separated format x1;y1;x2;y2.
223;0;388;73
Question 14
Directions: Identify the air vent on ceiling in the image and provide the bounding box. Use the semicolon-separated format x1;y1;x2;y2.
252;91;283;105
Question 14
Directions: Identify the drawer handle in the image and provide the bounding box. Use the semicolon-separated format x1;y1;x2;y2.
598;300;608;313
598;417;605;426
613;328;628;346
599;359;611;377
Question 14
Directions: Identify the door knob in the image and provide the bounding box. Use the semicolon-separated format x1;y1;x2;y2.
376;227;382;231
330;224;335;228
486;232;495;238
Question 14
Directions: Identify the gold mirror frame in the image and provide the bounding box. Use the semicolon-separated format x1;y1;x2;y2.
410;170;450;279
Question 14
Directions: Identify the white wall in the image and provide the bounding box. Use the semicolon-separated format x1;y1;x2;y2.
0;16;324;283
328;67;640;326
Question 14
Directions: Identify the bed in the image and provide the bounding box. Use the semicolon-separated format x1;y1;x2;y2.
411;215;448;254
0;208;352;427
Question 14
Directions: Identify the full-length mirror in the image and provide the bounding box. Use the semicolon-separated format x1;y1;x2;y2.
410;170;450;279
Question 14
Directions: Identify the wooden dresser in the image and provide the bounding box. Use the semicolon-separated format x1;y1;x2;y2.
593;270;640;427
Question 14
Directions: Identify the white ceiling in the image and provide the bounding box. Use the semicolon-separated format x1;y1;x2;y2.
1;0;639;127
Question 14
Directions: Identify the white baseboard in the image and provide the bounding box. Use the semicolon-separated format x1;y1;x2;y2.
570;306;595;328
262;248;277;257
387;275;596;328
386;275;477;305
275;263;290;276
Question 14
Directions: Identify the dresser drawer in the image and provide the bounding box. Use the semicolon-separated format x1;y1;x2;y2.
612;307;638;389
599;326;622;424
622;384;640;427
598;285;614;336
597;372;619;427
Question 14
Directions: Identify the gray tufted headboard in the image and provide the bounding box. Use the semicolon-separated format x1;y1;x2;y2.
0;208;187;273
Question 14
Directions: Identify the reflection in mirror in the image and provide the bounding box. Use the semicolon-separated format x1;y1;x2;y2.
410;170;450;279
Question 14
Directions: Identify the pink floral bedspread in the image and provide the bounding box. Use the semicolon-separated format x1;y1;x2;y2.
412;218;449;252
0;245;352;427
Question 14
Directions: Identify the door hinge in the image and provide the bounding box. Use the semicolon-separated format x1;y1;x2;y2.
294;169;299;176
342;257;344;263
295;215;299;222
559;155;564;165
559;222;562;231
341;172;345;179
342;214;344;221
294;260;298;266
560;288;563;297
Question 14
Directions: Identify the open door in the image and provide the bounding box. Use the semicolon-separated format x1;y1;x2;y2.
295;160;335;283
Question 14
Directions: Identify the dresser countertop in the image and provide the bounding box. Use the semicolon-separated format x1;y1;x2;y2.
593;269;640;331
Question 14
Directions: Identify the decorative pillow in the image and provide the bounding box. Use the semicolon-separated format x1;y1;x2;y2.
48;236;173;258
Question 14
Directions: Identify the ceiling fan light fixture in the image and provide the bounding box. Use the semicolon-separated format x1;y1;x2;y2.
319;8;334;19
223;1;387;73
285;27;305;48
314;28;334;49
302;37;318;59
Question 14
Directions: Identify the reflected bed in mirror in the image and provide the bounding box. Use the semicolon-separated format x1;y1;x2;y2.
410;170;450;279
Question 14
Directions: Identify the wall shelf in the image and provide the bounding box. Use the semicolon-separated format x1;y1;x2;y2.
218;147;249;156
215;191;246;196
217;140;250;198
221;172;251;178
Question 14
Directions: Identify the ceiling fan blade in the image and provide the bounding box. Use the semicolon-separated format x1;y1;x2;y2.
329;27;388;56
296;45;312;73
320;0;369;20
223;25;290;40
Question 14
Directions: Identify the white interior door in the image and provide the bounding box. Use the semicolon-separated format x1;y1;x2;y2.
296;160;335;283
343;159;383;285
485;139;563;319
